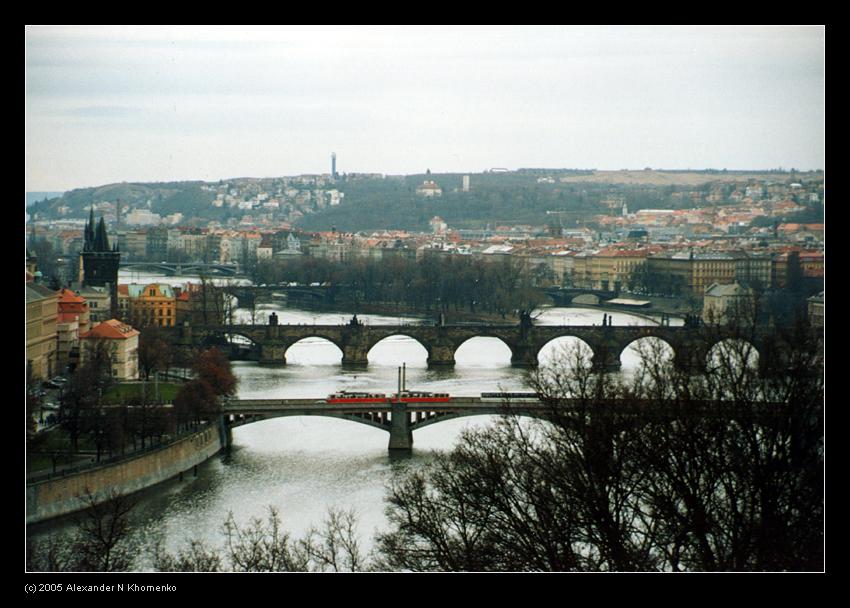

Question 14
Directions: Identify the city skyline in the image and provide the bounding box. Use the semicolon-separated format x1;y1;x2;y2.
26;25;825;192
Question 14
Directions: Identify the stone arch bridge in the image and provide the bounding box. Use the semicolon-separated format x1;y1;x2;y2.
168;321;779;372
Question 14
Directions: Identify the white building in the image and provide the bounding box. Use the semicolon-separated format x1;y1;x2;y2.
125;208;162;226
416;180;443;197
430;216;447;235
702;282;755;324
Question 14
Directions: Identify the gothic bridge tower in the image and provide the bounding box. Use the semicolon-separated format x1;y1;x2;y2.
80;207;121;319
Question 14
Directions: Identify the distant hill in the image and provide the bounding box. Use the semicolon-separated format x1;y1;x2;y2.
25;169;823;233
26;182;215;220
25;192;64;207
555;169;824;186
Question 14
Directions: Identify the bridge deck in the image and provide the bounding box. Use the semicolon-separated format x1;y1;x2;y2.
223;396;788;417
224;396;523;415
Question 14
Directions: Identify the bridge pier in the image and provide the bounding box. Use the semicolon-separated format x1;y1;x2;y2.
388;402;413;452
510;345;539;367
341;345;370;366
259;344;287;365
427;344;456;367
218;415;233;449
591;349;622;373
591;359;622;373
673;344;709;375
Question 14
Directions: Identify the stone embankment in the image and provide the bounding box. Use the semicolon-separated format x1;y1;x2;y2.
26;425;223;524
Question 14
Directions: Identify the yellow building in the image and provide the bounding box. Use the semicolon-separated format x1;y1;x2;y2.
124;283;177;328
647;251;741;297
690;253;738;296
571;248;648;291
26;283;59;380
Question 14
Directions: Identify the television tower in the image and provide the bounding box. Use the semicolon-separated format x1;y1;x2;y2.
331;152;337;179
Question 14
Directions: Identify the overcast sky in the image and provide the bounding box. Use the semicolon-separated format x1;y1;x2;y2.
25;25;825;192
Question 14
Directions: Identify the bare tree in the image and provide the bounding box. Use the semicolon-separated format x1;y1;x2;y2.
27;489;137;572
151;506;368;572
375;314;824;572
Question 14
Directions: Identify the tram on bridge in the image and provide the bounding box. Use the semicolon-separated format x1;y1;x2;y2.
325;390;451;404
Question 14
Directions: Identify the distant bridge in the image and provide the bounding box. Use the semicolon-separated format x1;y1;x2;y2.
119;261;242;277
223;284;336;308
545;287;620;306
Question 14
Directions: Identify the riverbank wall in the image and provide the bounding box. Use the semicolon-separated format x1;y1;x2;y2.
26;425;223;524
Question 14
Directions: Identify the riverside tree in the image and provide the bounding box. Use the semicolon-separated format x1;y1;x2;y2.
173;346;238;427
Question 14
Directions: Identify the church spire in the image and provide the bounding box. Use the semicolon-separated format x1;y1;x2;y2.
94;216;110;251
84;205;96;251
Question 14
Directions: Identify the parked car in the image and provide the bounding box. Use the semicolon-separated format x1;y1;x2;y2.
44;376;68;389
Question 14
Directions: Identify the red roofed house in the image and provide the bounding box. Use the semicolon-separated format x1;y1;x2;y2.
79;319;140;380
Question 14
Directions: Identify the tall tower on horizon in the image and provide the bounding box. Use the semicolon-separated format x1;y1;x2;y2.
331;152;337;179
81;205;121;319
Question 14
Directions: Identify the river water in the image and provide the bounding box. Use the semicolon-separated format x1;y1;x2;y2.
29;271;683;570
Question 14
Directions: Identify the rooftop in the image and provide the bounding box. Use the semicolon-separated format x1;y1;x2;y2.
80;319;140;340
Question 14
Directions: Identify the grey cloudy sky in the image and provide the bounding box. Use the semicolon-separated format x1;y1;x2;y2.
25;25;825;192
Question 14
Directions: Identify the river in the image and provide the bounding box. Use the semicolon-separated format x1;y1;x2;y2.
28;271;683;570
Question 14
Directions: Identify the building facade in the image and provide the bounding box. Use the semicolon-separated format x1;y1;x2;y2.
571;248;648;291
123;283;177;328
56;288;91;371
702;282;755;324
26;283;59;380
807;291;824;328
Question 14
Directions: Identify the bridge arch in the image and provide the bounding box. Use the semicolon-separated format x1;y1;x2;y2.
706;338;760;372
230;411;391;432
619;336;677;375
197;329;262;350
284;336;345;365
536;335;596;366
572;293;601;306
366;334;430;366
454;336;514;366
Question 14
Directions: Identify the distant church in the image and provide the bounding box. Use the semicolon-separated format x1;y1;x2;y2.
80;207;121;319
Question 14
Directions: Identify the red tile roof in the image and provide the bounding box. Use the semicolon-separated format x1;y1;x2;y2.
58;288;86;304
80;319;139;340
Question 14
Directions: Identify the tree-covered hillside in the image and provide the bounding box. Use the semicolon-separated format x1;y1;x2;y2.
296;172;608;232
